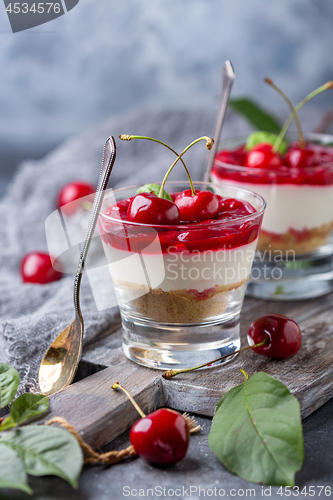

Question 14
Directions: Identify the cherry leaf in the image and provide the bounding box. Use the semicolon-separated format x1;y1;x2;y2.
0;363;20;409
0;425;83;488
245;131;288;155
0;443;32;494
0;394;49;431
229;98;282;134
208;372;304;486
137;184;172;201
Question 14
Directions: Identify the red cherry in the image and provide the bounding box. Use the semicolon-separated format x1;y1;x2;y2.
20;252;62;284
315;145;333;164
130;408;190;465
174;189;219;222
170;192;180;202
57;181;95;215
217;198;256;218
104;199;131;220
216;198;256;222
245;143;283;169
215;146;246;166
247;314;302;359
127;193;180;225
285;146;318;168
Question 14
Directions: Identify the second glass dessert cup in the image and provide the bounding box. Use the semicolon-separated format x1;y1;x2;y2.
212;134;333;300
98;181;265;370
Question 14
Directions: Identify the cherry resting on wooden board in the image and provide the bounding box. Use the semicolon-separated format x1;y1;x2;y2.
247;313;302;359
163;314;302;379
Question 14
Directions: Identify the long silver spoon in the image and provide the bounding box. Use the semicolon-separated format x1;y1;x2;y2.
38;136;117;396
203;60;235;183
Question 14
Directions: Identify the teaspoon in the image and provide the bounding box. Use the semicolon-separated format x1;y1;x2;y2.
203;60;235;183
38;136;117;395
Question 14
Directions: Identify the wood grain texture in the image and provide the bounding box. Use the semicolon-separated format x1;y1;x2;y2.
45;349;165;448
45;293;333;448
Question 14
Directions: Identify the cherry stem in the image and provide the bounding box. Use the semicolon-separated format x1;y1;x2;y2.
162;338;269;379
264;77;305;150
274;81;333;154
159;136;214;197
119;135;195;196
239;369;249;380
111;382;146;418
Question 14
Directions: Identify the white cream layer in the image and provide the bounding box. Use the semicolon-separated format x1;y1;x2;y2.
102;239;258;293
211;174;333;234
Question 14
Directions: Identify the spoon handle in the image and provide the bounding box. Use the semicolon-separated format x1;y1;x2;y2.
73;136;117;320
203;61;235;183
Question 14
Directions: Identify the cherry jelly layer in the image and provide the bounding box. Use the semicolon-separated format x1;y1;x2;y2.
213;142;333;186
99;193;262;254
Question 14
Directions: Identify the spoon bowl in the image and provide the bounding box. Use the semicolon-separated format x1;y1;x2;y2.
38;136;117;395
38;319;82;395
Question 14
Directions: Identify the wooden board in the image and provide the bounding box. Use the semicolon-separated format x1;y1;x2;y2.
43;293;333;449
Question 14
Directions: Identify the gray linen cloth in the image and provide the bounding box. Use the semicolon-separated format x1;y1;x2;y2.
0;106;267;392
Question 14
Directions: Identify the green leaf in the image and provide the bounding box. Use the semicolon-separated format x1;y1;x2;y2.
0;363;20;409
0;443;32;494
245;131;288;155
229;98;282;134
208;372;304;486
0;425;83;488
137;183;172;201
274;285;285;297
0;394;49;431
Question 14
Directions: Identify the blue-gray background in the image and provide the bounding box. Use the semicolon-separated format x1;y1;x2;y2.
0;0;332;191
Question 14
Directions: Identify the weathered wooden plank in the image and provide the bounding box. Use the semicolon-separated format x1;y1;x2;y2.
44;349;165;448
163;306;333;419
45;293;333;448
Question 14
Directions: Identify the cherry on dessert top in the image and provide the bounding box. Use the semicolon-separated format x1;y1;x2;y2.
213;142;333;186
99;191;261;254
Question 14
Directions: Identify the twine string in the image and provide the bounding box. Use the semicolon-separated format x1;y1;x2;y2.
46;413;201;466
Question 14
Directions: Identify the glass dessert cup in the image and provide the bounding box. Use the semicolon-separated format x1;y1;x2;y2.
212;134;333;300
98;181;265;370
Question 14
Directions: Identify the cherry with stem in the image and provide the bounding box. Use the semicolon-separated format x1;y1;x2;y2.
122;135;215;224
163;313;302;380
120;134;213;197
111;381;190;465
119;134;197;196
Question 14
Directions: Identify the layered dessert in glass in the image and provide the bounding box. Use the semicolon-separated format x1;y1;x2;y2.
99;181;265;369
212;134;333;299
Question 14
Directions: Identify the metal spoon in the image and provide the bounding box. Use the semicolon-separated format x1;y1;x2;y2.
38;136;117;396
203;60;235;183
